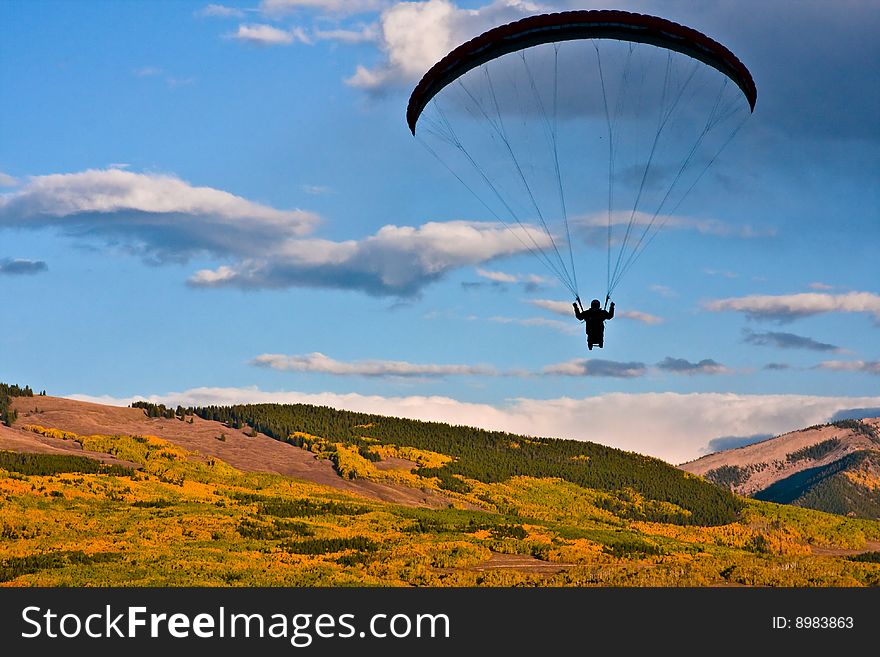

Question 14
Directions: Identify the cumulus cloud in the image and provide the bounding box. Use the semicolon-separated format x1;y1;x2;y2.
346;0;541;90
0;168;555;297
0;169;319;263
0;258;48;275
656;357;729;376
252;352;499;377
817;360;880;375
188;221;550;296
0;173;19;187
743;329;842;353
704;291;880;322
542;358;648;378
70;386;880;464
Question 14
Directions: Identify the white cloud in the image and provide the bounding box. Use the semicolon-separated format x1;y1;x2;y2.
817;360;880;375
809;282;835;291
314;25;379;44
197;4;247;18
0;168;319;262
346;0;540;90
0;172;19;187
0;168;556;297
69;386;880;465
189;220;551;296
252;352;499;377
703;268;739;279
620;310;663;325
525;298;573;316
704;291;880;322
261;0;387;17
228;23;310;45
487;315;576;334
649;284;677;298
476;268;548;285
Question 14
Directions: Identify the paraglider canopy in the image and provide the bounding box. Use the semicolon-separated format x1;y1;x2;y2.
407;10;756;302
408;10;756;135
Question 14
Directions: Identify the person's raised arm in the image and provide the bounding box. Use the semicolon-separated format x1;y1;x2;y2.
607;302;615;320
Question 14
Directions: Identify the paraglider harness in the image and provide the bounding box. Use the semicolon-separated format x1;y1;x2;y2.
574;295;615;350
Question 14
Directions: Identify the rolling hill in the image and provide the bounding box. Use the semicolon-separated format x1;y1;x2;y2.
2;383;880;587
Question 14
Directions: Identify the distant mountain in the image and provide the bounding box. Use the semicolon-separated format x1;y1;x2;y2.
680;418;880;519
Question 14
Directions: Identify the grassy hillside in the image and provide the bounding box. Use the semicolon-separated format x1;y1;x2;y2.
2;387;880;587
191;403;743;526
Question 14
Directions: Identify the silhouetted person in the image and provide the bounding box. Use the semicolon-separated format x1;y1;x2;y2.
573;298;615;350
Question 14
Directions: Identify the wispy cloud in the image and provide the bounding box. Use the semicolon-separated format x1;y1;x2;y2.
197;4;247;18
0;258;48;276
817;360;880;375
314;25;379;44
705;291;880;322
524;298;572;316
809;282;835;291
649;284;677;298
620;310;663;325
542;358;648;378
476;268;548;285
743;329;842;353
574;211;774;247
487;315;576;334
260;0;387;17
301;184;332;196
228;23;310;45
656;357;730;376
72;386;880;465
133;66;162;77
252;352;499;377
0;172;19;187
764;362;792;371
703;268;739;279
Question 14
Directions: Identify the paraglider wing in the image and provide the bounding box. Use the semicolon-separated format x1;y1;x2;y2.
407;10;756;135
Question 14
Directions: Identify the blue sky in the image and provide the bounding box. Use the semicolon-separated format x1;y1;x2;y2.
1;0;878;464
